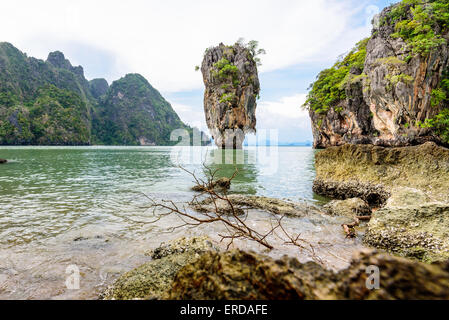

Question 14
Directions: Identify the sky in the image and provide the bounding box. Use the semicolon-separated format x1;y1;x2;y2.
0;0;398;144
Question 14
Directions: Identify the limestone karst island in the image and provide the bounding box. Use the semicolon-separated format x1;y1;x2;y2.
1;0;449;307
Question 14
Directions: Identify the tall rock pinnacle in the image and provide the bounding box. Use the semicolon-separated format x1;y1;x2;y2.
201;42;260;149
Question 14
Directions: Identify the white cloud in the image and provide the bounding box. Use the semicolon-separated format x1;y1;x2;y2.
171;102;208;132
0;0;378;92
256;94;312;143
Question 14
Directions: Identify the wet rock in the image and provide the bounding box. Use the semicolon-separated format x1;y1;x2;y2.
215;177;231;190
146;236;218;259
191;198;245;216
191;177;231;192
201;43;260;149
0;159;7;164
190;194;318;217
226;195;321;217
100;237;218;300
167;249;449;300
364;187;449;262
323;198;371;218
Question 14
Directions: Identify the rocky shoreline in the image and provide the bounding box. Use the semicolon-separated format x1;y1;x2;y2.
101;236;449;300
313;142;449;262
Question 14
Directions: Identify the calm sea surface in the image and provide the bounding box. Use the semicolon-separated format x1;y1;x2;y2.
0;146;364;299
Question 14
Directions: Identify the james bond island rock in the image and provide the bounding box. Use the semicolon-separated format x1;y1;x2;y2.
0;42;204;146
201;42;260;149
305;0;449;148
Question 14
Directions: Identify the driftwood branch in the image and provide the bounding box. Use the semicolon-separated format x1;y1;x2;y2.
141;163;320;261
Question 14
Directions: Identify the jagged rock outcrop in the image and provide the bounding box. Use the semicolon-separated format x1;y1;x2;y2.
167;249;449;300
91;73;192;146
201;43;260;149
89;78;109;99
307;1;449;148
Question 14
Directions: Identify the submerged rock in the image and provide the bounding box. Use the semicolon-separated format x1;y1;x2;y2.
201;43;260;149
167;249;449;300
323;198;371;218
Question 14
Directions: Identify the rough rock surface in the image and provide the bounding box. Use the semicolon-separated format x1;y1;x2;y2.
190;195;319;217
323;198;371;218
314;142;449;203
101;237;217;300
308;2;449;148
314;142;449;261
365;187;449;262
191;177;231;192
201;43;260;149
89;78;109;99
167;249;449;300
227;195;321;217
191;198;245;216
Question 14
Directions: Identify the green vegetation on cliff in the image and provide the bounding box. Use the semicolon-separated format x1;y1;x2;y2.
381;0;449;143
384;0;449;56
0;85;90;145
304;38;368;114
92;74;193;146
0;42;203;146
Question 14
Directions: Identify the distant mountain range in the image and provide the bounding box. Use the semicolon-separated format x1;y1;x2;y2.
244;140;312;146
0;42;208;146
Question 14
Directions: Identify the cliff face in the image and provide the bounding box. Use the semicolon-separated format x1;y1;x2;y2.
92;74;190;146
307;0;449;148
0;42;198;146
201;43;260;149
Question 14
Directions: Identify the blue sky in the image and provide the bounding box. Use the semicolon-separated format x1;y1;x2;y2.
0;0;398;144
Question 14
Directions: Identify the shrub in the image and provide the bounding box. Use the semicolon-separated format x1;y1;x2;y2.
303;38;369;114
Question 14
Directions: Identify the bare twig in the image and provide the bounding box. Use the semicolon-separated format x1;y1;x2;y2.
142;163;320;262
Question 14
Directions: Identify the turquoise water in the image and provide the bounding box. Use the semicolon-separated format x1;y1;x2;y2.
0;146;324;245
0;146;362;299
